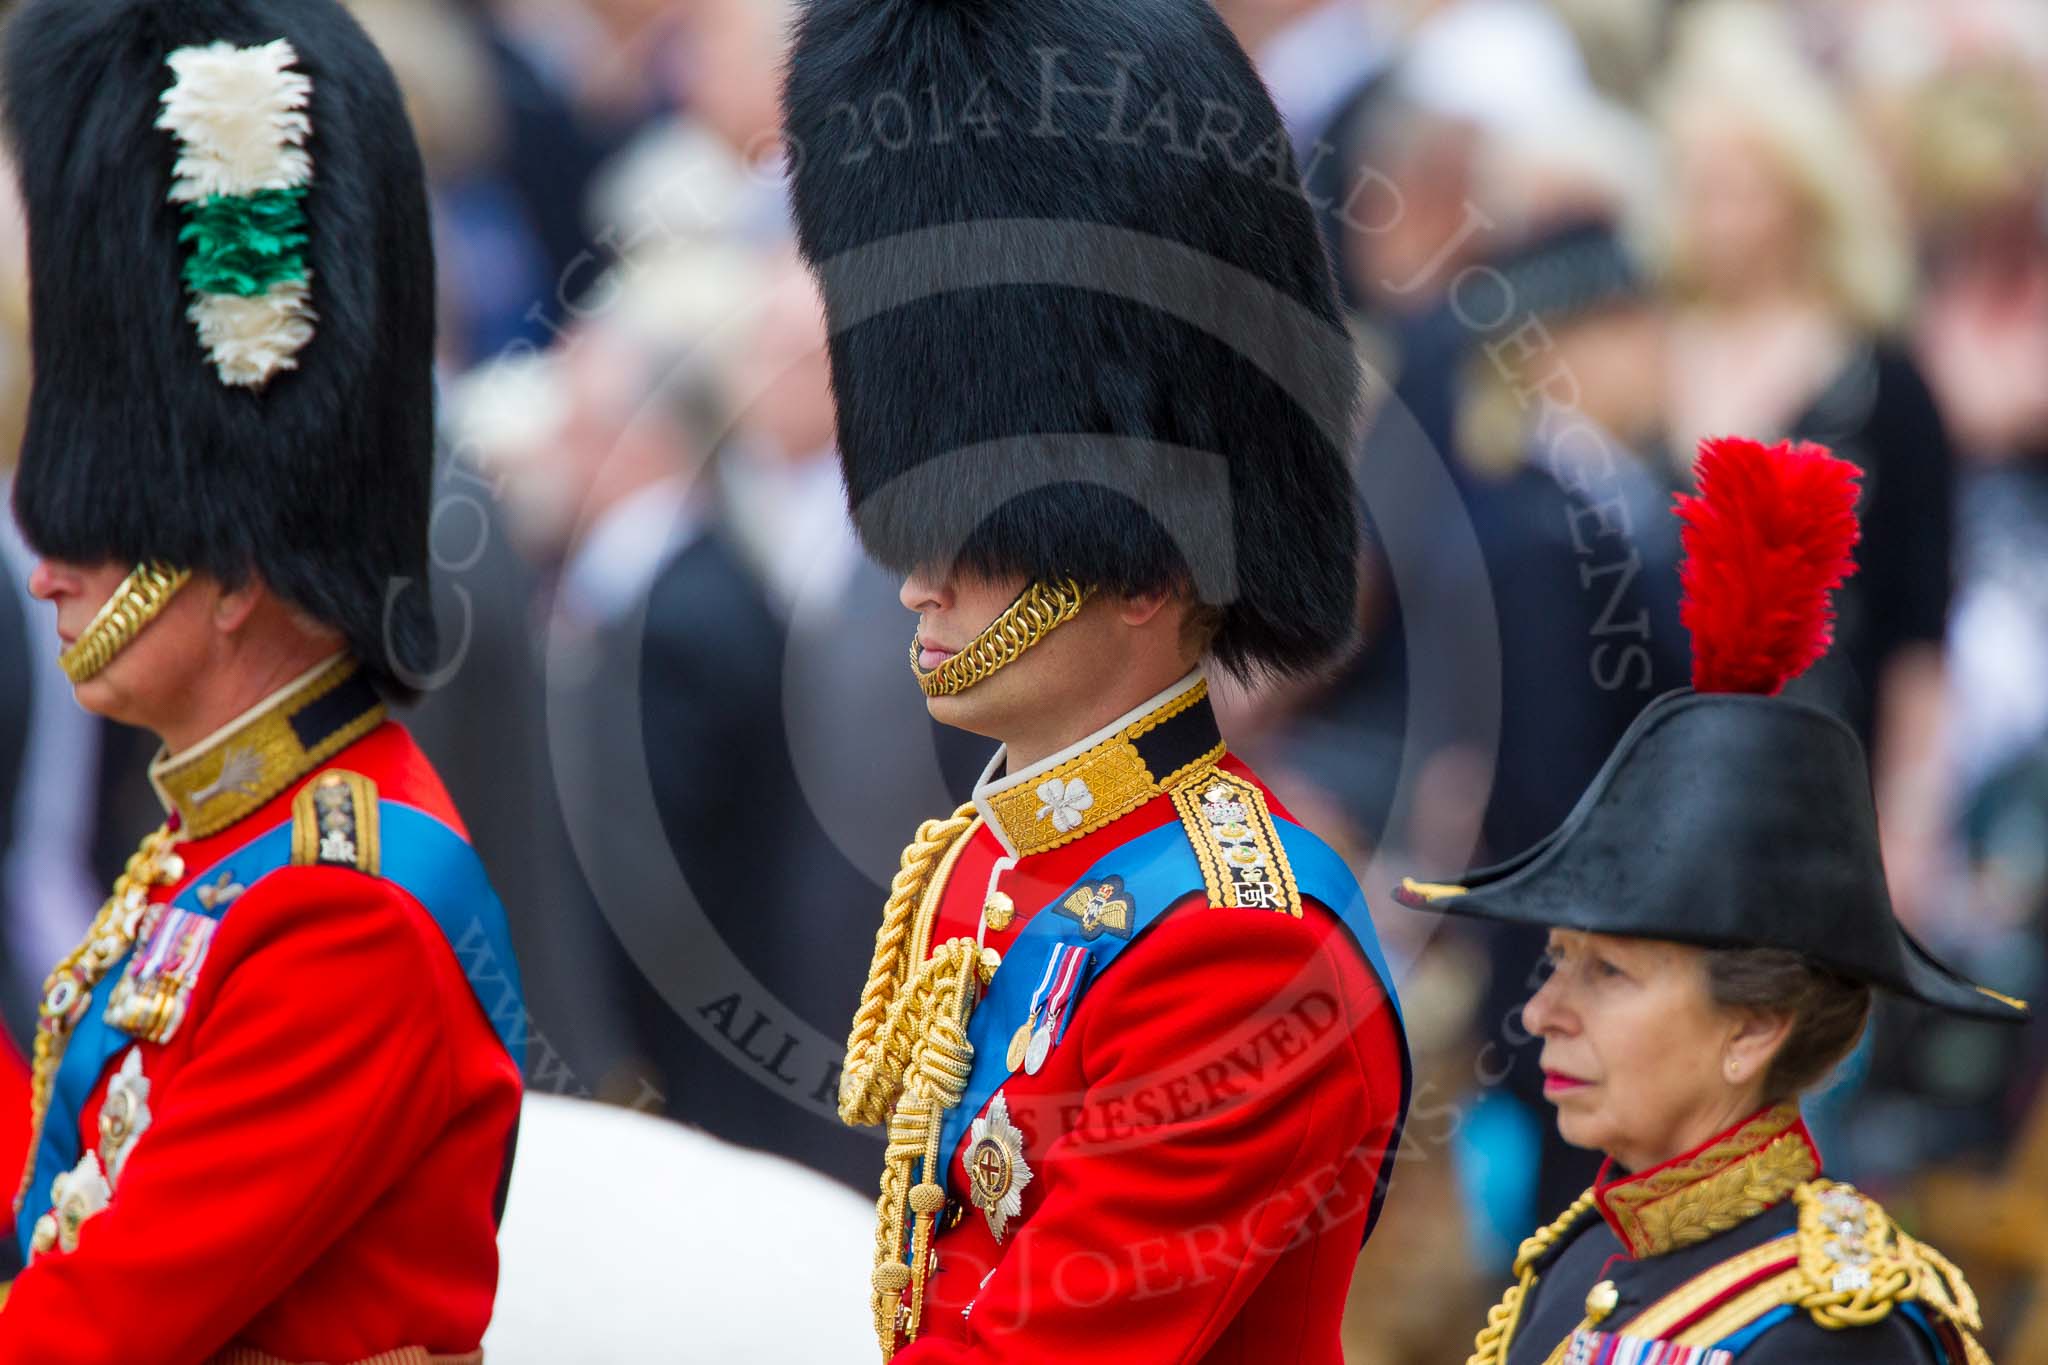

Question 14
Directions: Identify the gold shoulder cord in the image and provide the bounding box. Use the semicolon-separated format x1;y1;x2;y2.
1785;1181;1994;1364
841;804;995;1358
14;827;184;1210
1468;1189;1599;1365
911;580;1091;698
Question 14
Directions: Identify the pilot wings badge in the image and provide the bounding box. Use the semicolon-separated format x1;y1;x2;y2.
1057;875;1134;940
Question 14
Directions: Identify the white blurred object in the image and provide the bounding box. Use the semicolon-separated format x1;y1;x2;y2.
443;349;575;558
1396;0;1593;133
485;1093;876;1363
588;116;792;256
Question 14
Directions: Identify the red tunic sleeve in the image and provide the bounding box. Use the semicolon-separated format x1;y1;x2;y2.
0;867;460;1364
902;896;1404;1362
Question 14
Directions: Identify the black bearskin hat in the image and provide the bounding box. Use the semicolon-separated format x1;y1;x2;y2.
783;0;1362;679
4;0;438;700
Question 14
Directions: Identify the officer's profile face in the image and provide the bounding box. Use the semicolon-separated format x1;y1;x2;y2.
1521;929;1792;1173
900;567;1053;738
899;567;1193;764
27;556;221;729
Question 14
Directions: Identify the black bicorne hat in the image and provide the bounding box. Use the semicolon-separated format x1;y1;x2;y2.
1396;438;2028;1024
4;0;438;700
782;0;1363;680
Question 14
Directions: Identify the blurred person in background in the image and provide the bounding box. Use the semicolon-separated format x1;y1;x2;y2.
1270;52;1689;1254
1849;0;2048;1190
1214;0;1392;159
353;0;559;367
717;252;853;613
489;0;680;123
588;0;798;252
1656;0;2036;1200
1876;0;2048;801
445;244;821;1148
1232;0;1626;830
1434;213;1693;1243
705;249;985;1182
448;239;976;1189
1659;0;1954;928
460;0;667;286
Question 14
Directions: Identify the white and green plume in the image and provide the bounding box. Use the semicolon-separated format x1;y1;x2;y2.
155;39;316;390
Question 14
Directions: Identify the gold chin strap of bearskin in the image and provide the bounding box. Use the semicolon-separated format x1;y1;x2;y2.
58;562;192;684
910;579;1093;698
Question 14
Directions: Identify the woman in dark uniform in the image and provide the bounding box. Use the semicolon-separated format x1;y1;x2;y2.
1399;435;2026;1365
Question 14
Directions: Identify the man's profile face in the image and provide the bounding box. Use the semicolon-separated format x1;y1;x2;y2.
898;567;1181;748
27;555;211;723
899;567;1037;737
29;557;135;652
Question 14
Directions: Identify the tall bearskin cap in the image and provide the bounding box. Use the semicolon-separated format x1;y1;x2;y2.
784;0;1363;679
4;0;438;699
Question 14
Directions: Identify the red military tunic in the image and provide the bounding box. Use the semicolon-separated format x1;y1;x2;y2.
879;674;1407;1362
0;657;521;1364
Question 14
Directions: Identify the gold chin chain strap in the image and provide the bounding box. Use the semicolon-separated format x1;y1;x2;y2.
15;826;184;1211
58;563;192;684
1468;1189;1599;1365
841;805;995;1358
910;580;1093;698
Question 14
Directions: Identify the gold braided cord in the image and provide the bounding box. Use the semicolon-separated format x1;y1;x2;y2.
841;806;983;1358
1789;1179;1991;1361
910;580;1093;698
1467;1189;1598;1365
840;806;977;1126
15;827;183;1211
58;563;191;684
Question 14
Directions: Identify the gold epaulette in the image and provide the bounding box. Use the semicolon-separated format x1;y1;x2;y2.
1170;767;1303;917
290;770;381;876
1787;1180;1993;1362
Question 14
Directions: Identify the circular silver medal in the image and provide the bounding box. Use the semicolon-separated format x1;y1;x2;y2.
1024;1023;1052;1074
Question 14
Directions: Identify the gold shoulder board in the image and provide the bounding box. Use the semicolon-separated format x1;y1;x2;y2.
1170;767;1302;917
290;770;381;876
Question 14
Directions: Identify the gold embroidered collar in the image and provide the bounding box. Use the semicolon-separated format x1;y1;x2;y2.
1594;1103;1820;1259
974;671;1227;859
150;655;386;840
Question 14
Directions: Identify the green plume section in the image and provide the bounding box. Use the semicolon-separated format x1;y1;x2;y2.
178;188;310;298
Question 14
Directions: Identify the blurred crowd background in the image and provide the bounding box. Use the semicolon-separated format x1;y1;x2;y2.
2;0;2046;1358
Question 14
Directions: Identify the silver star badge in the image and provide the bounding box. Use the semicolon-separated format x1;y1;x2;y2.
964;1092;1033;1242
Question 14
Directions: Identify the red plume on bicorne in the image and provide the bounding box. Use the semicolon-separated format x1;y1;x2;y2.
1674;437;1863;695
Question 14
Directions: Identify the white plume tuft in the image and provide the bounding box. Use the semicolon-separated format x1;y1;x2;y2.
158;39;313;202
188;278;318;389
